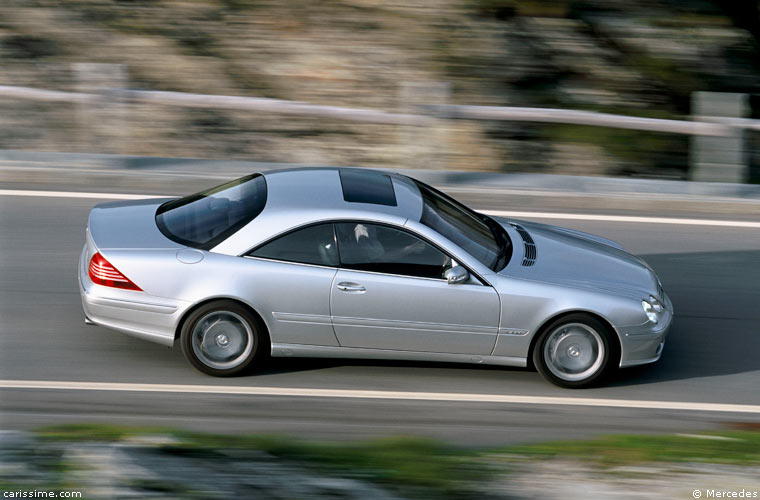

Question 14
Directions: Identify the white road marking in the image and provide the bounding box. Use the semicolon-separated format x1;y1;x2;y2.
2;380;760;414
675;434;742;441
482;210;760;228
0;189;168;200
1;189;757;227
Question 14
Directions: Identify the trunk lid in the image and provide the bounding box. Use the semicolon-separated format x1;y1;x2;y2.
88;198;183;250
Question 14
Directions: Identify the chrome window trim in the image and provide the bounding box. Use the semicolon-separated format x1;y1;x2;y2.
333;266;447;283
242;255;338;271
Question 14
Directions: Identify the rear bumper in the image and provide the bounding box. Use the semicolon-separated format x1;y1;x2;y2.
79;245;187;347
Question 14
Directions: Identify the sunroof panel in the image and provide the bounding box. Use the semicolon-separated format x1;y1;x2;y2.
339;169;397;207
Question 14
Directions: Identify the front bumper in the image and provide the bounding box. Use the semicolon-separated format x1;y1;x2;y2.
78;245;187;347
617;293;674;368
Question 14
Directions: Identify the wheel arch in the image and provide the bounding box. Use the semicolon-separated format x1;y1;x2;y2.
174;296;269;345
526;309;622;370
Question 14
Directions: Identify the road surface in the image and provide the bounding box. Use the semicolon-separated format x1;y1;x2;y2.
1;185;759;445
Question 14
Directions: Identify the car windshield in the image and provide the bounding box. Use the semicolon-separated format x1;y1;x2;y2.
414;180;511;271
156;174;267;250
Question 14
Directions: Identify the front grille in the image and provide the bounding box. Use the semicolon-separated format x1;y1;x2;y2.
511;223;536;267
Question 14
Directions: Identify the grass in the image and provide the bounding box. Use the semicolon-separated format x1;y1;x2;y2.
505;431;760;467
33;424;760;496
39;425;760;467
37;423;169;442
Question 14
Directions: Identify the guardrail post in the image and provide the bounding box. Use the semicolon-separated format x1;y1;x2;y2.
690;91;748;182
74;63;128;155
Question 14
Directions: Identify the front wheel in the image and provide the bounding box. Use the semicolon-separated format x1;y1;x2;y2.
180;301;268;376
532;314;618;388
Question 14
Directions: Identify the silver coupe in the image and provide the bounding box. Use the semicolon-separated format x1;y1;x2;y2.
79;168;672;388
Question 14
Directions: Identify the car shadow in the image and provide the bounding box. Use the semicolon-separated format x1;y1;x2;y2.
255;356;518;376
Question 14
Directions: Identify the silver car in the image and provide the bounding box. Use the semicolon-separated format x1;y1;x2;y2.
79;168;672;388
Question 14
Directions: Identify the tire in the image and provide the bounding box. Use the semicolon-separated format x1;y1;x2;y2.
532;313;618;389
180;300;268;377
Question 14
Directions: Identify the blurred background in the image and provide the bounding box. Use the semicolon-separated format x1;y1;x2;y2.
3;3;760;498
1;0;759;181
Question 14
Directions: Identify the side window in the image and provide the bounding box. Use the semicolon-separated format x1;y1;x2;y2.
335;223;450;279
250;224;338;267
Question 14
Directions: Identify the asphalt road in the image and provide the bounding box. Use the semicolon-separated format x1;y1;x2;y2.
1;188;760;445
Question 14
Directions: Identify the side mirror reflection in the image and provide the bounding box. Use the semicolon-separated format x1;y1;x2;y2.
444;266;469;285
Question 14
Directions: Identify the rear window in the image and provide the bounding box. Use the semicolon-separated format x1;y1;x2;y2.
156;174;267;250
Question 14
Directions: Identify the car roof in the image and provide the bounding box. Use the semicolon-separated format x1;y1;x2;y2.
261;167;422;218
211;167;425;255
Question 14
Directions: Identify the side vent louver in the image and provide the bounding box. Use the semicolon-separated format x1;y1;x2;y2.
511;223;536;267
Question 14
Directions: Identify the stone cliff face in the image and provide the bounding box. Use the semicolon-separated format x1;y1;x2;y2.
0;0;757;178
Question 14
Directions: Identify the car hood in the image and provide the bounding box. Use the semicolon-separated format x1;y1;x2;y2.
497;218;658;298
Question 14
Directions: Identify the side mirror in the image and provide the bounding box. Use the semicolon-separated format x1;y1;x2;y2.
444;266;469;285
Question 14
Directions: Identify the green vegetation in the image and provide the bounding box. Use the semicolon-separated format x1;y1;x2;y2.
38;424;489;498
23;424;760;498
542;123;689;178
38;423;760;470
506;431;760;467
471;0;572;19
205;435;487;496
38;423;170;442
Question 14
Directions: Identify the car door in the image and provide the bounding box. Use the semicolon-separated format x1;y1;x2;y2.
243;223;340;347
331;222;500;355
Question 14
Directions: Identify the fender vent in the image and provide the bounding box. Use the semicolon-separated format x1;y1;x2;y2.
511;223;536;267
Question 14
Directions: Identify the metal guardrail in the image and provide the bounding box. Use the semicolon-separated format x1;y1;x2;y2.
2;82;758;182
0;85;434;126
428;104;736;137
1;84;755;137
0;85;98;104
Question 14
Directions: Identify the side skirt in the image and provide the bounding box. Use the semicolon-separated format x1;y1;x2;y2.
271;343;527;368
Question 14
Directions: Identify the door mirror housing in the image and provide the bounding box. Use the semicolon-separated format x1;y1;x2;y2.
444;266;469;285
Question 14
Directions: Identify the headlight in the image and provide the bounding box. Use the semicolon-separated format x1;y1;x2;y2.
642;300;659;324
649;295;663;313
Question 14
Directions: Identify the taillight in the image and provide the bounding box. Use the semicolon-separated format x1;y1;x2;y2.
88;252;143;291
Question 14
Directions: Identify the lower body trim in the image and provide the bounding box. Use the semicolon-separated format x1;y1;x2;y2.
271;343;527;367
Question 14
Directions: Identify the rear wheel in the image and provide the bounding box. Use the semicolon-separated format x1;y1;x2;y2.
532;314;617;388
180;300;268;376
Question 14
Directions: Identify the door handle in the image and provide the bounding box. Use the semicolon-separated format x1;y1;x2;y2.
337;282;366;293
